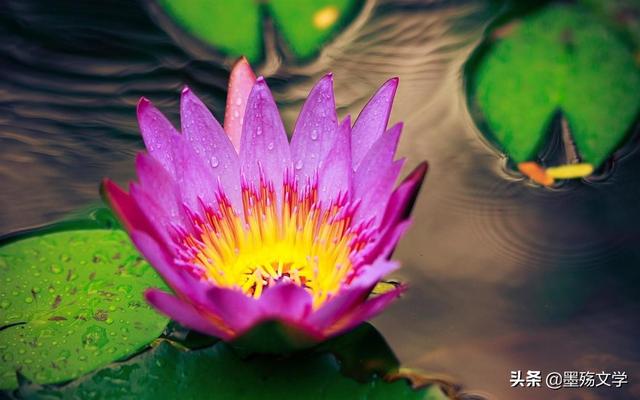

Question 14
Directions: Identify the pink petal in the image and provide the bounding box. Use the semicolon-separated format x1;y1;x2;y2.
360;162;428;263
239;77;291;196
181;87;242;209
224;57;256;152
360;221;411;264
145;288;232;340
306;286;369;331
307;259;399;331
351;78;399;169
258;283;313;322
137;98;180;177
352;123;403;224
129;230;189;294
350;259;401;288
171;135;219;214
380;162;428;228
290;73;339;185
318;117;352;204
205;286;262;334
325;284;405;337
133;153;186;229
101;179;160;242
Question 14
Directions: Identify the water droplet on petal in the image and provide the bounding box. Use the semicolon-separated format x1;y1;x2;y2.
267;142;274;151
310;129;319;140
210;156;219;168
295;160;303;170
256;127;263;136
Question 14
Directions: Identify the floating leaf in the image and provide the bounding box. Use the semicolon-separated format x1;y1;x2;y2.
0;230;168;389
317;322;400;381
17;341;447;400
153;0;361;62
468;4;640;169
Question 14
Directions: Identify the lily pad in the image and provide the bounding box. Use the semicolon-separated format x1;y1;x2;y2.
154;0;361;62
468;4;640;169
0;229;168;389
17;341;448;400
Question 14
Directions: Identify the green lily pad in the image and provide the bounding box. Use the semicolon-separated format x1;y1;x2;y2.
0;229;169;389
468;4;640;168
17;341;448;400
154;0;361;62
317;322;400;381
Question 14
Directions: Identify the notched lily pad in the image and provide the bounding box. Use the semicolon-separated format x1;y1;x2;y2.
17;341;445;400
467;3;640;182
151;0;362;62
0;230;168;389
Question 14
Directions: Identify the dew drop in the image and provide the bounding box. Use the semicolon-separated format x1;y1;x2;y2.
295;160;303;170
0;300;10;309
267;142;274;151
310;129;319;140
81;326;108;350
50;264;63;274
256;126;263;136
210;156;219;168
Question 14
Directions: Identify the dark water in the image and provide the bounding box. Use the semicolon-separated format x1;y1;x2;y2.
1;1;640;399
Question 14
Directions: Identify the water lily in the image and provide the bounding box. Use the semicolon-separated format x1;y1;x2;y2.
102;58;427;350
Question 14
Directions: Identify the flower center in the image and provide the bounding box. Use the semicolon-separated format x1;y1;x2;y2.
180;174;369;307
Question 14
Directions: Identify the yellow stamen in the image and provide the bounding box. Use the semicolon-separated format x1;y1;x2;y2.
183;181;361;308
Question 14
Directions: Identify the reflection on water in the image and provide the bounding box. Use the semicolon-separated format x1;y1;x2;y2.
1;1;639;398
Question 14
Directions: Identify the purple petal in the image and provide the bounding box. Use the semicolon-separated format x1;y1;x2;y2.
130;230;189;294
205;286;262;334
239;77;291;195
359;162;428;263
379;162;428;228
290;74;339;184
224;57;256;152
171;135;219;214
318;117;352;204
307;259;399;330
133;153;186;229
360;221;411;264
137;98;179;176
350;259;401;288
325;284;405;337
351;78;399;169
100;179;157;239
145;288;232;339
181;87;241;209
352;123;403;224
306;287;368;331
258;283;313;322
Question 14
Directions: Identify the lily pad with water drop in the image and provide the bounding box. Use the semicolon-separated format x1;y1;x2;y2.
153;0;361;62
0;229;169;389
18;341;449;400
468;4;640;171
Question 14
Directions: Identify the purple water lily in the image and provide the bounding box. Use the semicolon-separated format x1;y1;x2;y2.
103;58;427;348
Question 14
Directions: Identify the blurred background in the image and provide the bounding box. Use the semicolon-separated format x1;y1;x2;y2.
1;1;639;398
